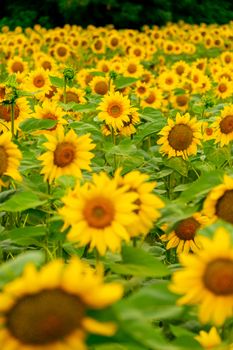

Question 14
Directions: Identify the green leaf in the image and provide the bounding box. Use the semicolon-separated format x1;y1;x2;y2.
0;251;44;288
114;76;138;89
60;102;97;113
165;158;189;177
139;107;164;122
7;225;46;240
0;191;47;212
49;75;64;88
109;245;169;277
0;189;17;203
19;118;57;133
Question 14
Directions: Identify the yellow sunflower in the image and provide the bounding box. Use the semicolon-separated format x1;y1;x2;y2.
0;83;6;103
160;213;209;254
203;175;233;225
97;91;131;131
158;70;179;92
123;59;144;78
0;97;31;132
38;125;95;184
53;43;71;62
32;100;67;133
54;87;86;104
212;105;233;146
215;77;233;100
22;68;52;99
0;257;123;349
172;60;190;78
89;76;113;96
6;56;28;80
0;132;22;187
140;88;163;109
91;38;106;54
170;227;233;326
157;112;202;159
195;327;222;350
169;93;190;112
59;172;138;255
119;108;140;137
117;170;164;237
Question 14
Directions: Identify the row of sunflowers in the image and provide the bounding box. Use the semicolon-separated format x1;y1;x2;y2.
0;21;232;349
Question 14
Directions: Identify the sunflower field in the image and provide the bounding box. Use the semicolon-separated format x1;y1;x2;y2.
0;21;232;350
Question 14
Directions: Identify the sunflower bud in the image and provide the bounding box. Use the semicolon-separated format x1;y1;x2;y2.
63;68;75;81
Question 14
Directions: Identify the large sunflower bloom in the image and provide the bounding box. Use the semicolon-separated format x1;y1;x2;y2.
203;175;233;225
59;172;138;255
157;112;202;159
38;125;95;184
0;132;22;187
170;227;233;326
0;257;123;349
97;91;132;131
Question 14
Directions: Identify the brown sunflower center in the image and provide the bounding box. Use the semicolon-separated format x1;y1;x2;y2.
83;197;115;228
215;189;233;224
57;46;67;57
127;64;137;74
6;289;85;345
176;95;188;107
33;75;45;88
0;105;20;122
54;142;75;168
111;38;119;47
94;81;108;95
165;77;173;85
94;40;102;50
145;92;156;104
176;66;185;75
205;127;213;136
203;258;233;295
0;87;6;100
65;91;80;103
138;86;146;94
11;61;24;73
0;146;8;175
218;84;227;93
168;124;193;151
134;49;141;56
175;217;200;240
42;61;52;70
45;86;57;99
224;55;231;63
108;103;122;118
219;115;233;134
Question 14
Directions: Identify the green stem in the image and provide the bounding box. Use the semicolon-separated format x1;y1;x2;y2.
228;143;232;167
63;76;67;104
11;102;15;138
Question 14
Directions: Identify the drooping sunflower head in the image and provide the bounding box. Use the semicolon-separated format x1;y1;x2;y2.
212;104;233;147
170;227;233;325
0;257;123;349
97;91;132;131
157;112;202;159
38;125;95;184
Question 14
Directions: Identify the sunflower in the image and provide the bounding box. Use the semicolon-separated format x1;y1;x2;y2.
157;112;202;159
22;68;52;99
97;91;131;131
119;108;140;137
134;81;149;98
0;257;123;349
53;43;71;62
59;172;138;255
215;77;233;100
91;38;106;54
54;87;86;104
77;69;95;88
89;76;113;96
38;125;95;184
170;93;190;112
170;227;233;325
6;56;28;80
211;105;233;146
117;170;164;237
202;175;233;225
0;132;22;187
172;60;190;78
0;83;6;103
32;100;67;133
195;327;222;350
0;97;31;132
160;213;209;254
36;54;57;71
123;59;144;78
221;51;233;66
107;34;121;51
96;59;111;73
158;70;179;92
141;88;163;109
202;122;215;142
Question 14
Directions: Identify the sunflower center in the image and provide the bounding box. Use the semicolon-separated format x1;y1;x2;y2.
42;61;52;70
46;86;57;99
175;217;200;240
94;40;102;50
165;78;173;85
127;64;137;74
203;258;233;295
0;146;8;175
218;84;227;93
145;93;156;104
54;142;75;168
168;124;193;151
33;75;45;88
66;91;80;103
94;81;108;95
176;66;185;75
83;196;115;228
0;105;20;122
0;87;6;100
108;103;122;118
219;115;233;134
11;61;24;73
205;127;213;136
57;46;67;57
6;289;85;345
176;95;188;107
138;86;146;94
224;55;231;63
111;38;118;47
215;189;233;224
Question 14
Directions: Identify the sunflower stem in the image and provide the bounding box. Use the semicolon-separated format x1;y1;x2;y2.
63;76;67;104
10;101;15;138
228;143;232;167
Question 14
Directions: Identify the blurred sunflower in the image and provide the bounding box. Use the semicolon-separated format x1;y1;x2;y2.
195;327;221;350
23;68;51;99
89;76;113;96
7;56;28;80
97;91;131;131
212;105;233;146
53;43;71;62
0;257;123;349
170;227;233;325
123;59;144;78
59;172;138;255
0;97;31;132
38;125;95;184
215;77;233;100
157;112;202;159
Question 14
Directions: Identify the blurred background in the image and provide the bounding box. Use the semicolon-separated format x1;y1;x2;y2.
1;0;233;29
